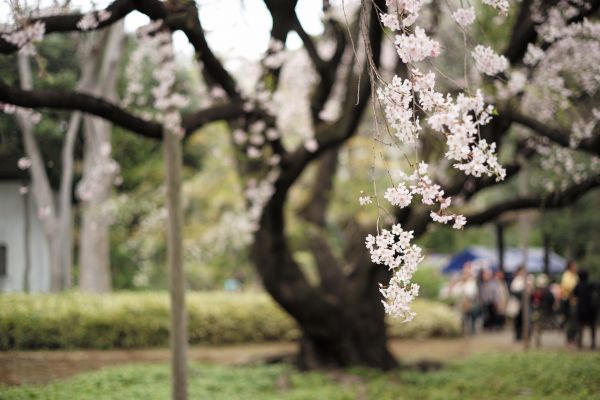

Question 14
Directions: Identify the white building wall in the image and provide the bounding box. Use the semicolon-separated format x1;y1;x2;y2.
0;182;50;292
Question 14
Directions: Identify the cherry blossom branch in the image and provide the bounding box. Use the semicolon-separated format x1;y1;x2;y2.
445;163;523;200
466;174;600;225
503;0;600;63
278;0;383;192
0;0;135;53
1;0;241;100
504;108;600;156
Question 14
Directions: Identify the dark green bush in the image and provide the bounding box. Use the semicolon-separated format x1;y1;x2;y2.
0;292;459;350
411;266;445;299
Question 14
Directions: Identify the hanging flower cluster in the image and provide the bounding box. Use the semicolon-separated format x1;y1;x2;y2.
366;224;421;320
380;0;424;29
471;45;509;76
365;0;510;321
481;0;510;15
452;7;476;28
511;4;600;191
394;27;440;64
123;20;189;138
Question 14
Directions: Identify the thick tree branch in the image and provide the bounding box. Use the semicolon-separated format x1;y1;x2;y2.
466;174;600;225
503;108;600;156
503;0;538;64
306;17;349;122
298;146;340;226
182;103;246;135
503;0;600;64
2;0;242;100
0;81;162;137
0;0;135;53
0;82;247;139
156;1;241;99
293;17;327;73
277;0;384;195
306;227;346;296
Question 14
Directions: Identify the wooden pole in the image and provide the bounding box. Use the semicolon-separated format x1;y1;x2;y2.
518;172;531;349
23;188;30;292
164;129;188;400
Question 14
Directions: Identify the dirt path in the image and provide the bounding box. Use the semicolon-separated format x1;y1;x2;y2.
0;330;576;387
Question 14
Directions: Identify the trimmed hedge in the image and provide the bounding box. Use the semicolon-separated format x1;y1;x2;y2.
0;292;459;350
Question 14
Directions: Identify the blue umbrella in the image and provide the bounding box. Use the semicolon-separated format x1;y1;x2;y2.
442;246;567;275
442;247;491;274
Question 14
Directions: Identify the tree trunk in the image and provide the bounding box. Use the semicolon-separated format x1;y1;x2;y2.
78;117;113;293
77;23;125;293
58;112;82;289
296;283;397;370
79;189;112;292
16;53;64;291
252;200;397;370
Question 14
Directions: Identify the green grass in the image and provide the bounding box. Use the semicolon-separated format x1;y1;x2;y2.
2;352;599;399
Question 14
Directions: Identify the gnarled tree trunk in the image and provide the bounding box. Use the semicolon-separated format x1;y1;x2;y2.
251;146;397;369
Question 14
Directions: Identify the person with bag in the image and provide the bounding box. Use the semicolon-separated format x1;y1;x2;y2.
560;261;579;346
494;270;509;329
509;266;527;341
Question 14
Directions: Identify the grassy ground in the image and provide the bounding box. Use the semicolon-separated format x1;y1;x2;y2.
1;352;598;400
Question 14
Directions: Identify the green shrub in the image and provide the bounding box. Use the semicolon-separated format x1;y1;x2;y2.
411;266;445;299
0;292;459;350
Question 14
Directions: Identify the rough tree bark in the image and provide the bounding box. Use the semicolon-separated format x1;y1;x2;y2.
252;202;397;370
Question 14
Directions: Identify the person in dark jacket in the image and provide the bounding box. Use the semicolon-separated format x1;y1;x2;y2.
572;270;598;349
531;274;555;347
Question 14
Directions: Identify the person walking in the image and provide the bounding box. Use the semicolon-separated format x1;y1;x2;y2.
479;269;497;330
510;266;527;341
494;270;509;329
572;270;598;349
531;274;555;347
460;263;479;335
561;261;579;346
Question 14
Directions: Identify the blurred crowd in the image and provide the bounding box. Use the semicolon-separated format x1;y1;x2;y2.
440;261;599;349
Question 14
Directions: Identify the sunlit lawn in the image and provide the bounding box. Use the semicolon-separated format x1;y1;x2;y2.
1;351;599;399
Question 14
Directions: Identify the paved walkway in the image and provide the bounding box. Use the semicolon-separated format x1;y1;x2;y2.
0;330;585;386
